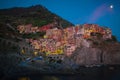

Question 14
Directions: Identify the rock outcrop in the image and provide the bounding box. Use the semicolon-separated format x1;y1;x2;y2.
64;41;120;66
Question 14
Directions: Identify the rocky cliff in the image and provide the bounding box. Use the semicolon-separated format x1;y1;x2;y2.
64;40;120;66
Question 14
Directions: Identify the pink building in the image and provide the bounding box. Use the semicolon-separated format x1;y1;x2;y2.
64;44;76;56
24;24;32;33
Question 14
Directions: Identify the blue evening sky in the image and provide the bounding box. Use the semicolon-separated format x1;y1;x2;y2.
0;0;120;41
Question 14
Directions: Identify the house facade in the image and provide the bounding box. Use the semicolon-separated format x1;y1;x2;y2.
17;24;112;57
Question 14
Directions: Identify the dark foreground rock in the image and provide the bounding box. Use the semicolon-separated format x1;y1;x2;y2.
2;65;120;80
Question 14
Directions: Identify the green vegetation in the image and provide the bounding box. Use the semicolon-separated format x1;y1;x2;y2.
112;35;117;42
22;32;46;39
0;5;73;28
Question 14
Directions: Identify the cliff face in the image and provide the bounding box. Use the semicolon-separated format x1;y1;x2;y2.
66;41;120;66
71;47;101;65
101;42;120;64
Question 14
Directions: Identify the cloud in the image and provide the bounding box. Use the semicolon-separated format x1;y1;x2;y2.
88;4;109;23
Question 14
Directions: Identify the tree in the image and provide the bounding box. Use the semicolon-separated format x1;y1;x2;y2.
112;35;117;42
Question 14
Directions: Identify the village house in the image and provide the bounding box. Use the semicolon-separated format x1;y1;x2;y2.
45;28;63;41
30;27;39;33
82;24;112;40
39;23;54;32
103;28;112;40
17;25;25;33
24;24;32;33
17;23;112;57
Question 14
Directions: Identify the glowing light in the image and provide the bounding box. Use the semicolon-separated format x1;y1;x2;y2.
34;51;38;56
110;5;113;9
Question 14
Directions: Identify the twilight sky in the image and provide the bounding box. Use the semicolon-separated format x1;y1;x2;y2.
0;0;120;41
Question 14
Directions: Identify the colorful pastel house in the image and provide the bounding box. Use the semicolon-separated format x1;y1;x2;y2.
24;24;32;33
17;25;25;33
39;23;53;32
17;23;112;57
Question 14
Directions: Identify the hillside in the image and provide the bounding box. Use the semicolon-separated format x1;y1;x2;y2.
0;5;73;28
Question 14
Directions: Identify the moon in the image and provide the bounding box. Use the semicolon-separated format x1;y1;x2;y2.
110;5;113;9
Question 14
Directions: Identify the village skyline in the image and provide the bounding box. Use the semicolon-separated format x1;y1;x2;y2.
0;0;120;41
